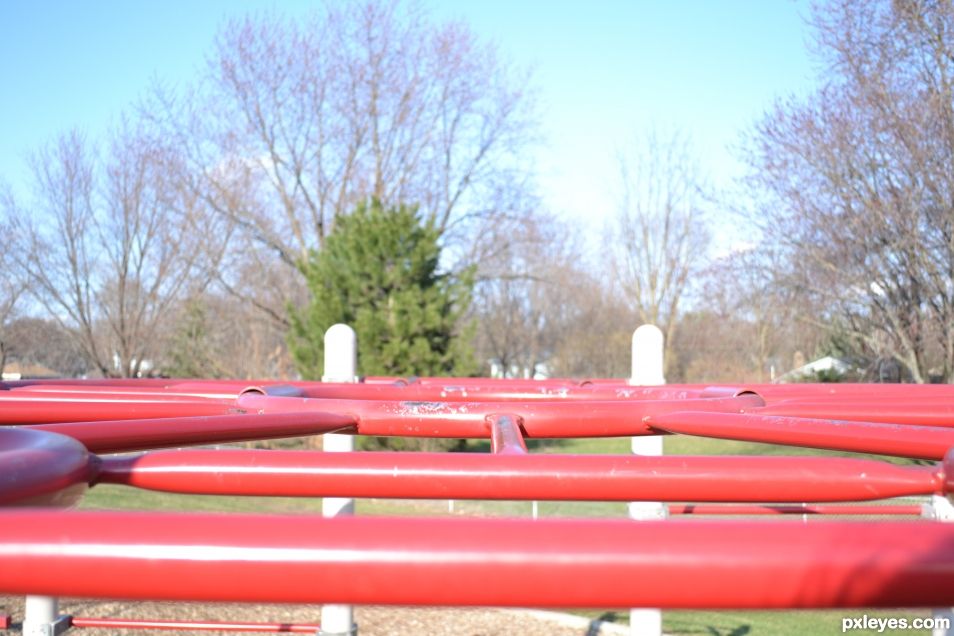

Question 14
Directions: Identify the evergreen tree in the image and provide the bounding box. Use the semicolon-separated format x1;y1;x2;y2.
288;200;477;382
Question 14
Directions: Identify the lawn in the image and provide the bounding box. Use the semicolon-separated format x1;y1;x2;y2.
78;434;935;635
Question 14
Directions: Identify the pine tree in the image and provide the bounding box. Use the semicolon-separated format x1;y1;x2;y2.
288;200;477;382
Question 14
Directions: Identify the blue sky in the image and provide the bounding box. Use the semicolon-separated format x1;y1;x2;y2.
0;0;817;239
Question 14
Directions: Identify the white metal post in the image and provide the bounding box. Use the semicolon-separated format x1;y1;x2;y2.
629;324;666;636
320;324;358;636
23;595;68;636
927;495;954;635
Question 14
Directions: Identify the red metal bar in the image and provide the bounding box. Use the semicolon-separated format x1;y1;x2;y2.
0;386;762;437
648;412;954;460
668;504;925;516
0;392;235;424
9;379;954;401
488;414;527;454
282;383;716;403
16;381;954;430
755;400;954;428
8;378;734;402
27;412;356;454
236;393;763;438
2;378;182;389
257;381;715;402
94;450;941;502
3;511;954;608
733;383;954;401
403;378;719;390
390;377;592;388
8;383;261;401
69;617;320;632
0;429;90;507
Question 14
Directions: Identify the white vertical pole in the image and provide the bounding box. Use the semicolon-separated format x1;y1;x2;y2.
629;324;666;636
321;324;357;636
23;596;59;636
928;495;954;636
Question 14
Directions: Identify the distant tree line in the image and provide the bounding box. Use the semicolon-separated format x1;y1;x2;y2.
1;0;951;386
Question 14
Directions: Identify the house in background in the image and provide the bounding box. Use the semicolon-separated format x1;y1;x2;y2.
774;355;855;383
1;361;60;381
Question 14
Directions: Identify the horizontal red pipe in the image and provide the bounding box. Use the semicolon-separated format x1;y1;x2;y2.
0;388;760;436
18;378;749;402
9;379;954;400
237;393;763;438
406;377;724;390
0;392;235;424
382;377;596;388
282;383;717;403
755;400;954;428
28;412;356;454
16;380;954;425
388;379;954;401
734;383;954;401
95;450;941;502
3;378;756;402
4;512;954;608
668;504;925;516
7;381;706;403
69;617;319;633
2;379;182;389
0;429;90;507
8;384;260;401
648;412;954;460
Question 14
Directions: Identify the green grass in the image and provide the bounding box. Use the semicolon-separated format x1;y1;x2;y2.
79;436;931;635
81;486;628;519
80;486;325;514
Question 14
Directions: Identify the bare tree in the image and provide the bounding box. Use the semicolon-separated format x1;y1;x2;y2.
547;278;633;379
473;213;580;378
667;246;829;383
471;211;633;379
161;291;296;380
743;0;954;383
2;127;220;377
0;267;24;375
607;131;710;372
0;317;89;378
145;1;537;325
